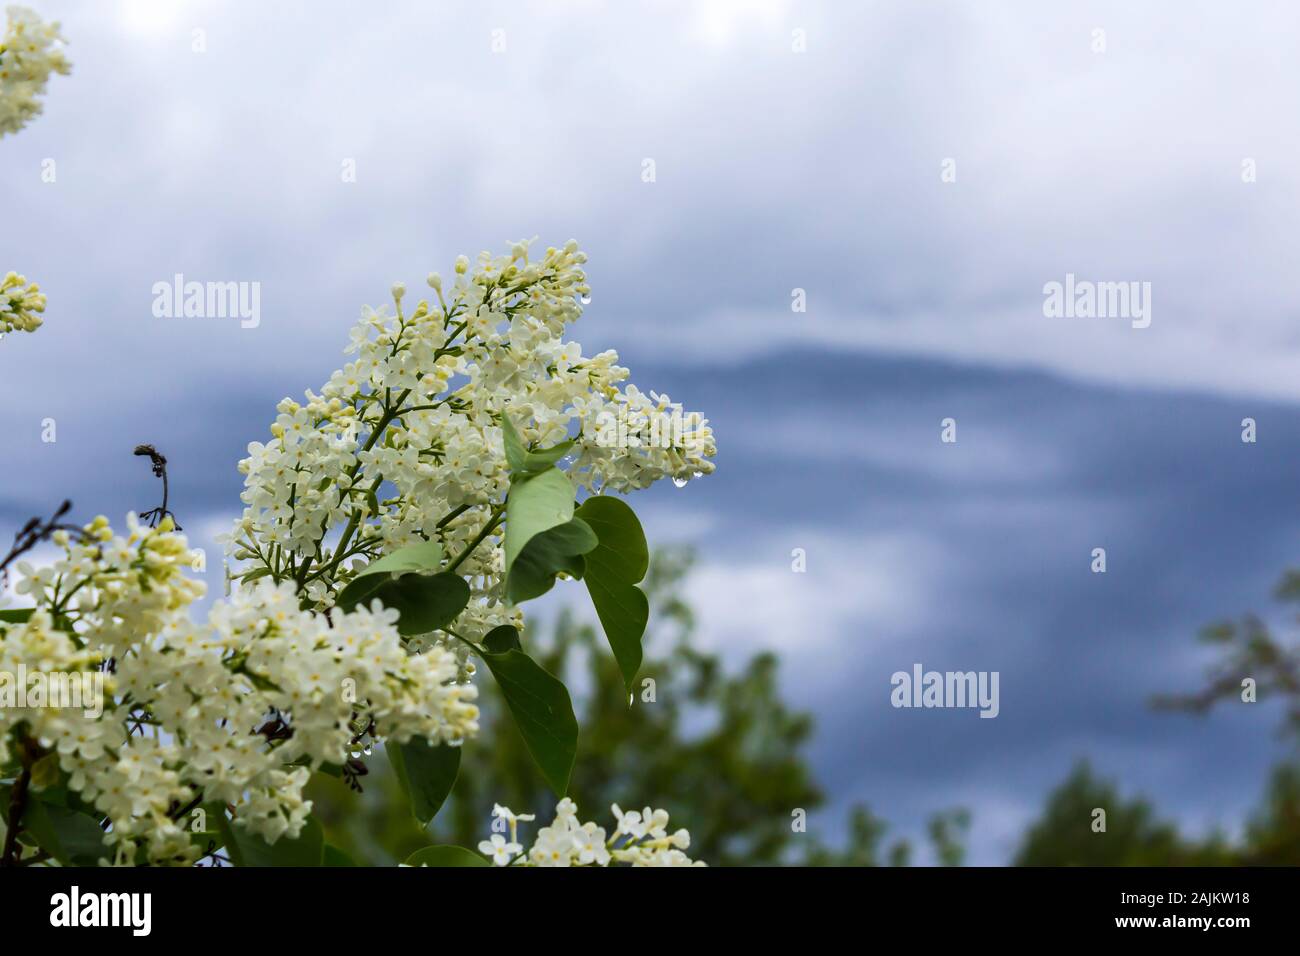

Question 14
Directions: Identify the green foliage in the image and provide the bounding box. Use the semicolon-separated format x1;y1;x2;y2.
500;416;574;475
1241;762;1300;864
928;809;972;867
1014;762;1208;866
1153;569;1300;738
309;548;966;866
802;806;914;867
443;548;828;864
404;845;489;867
483;624;522;653
363;572;470;636
1012;760;1300;866
334;540;470;635
388;738;461;826
480;648;579;796
503;467;596;603
335;540;445;608
304;558;1300;867
507;518;597;604
323;844;356;866
503;468;578;578
0;784;107;866
574;495;650;693
219;813;325;867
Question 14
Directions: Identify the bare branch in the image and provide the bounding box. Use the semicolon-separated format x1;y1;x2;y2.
0;499;83;588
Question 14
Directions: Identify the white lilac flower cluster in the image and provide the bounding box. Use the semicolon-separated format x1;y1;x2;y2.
477;799;703;867
1;515;478;865
0;5;70;137
0;271;46;335
226;240;716;637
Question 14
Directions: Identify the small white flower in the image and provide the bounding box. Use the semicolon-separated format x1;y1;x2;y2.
483;799;702;867
611;803;646;839
477;834;521;866
491;803;536;844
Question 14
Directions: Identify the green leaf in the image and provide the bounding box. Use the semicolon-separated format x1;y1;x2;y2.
503;467;576;574
501;415;529;470
188;830;224;854
586;578;648;695
506;517;597;604
324;844;357;866
353;540;446;579
482;649;578;796
575;496;649;581
575;496;651;692
503;467;597;603
0;609;34;625
350;571;470;635
403;845;489;867
482;625;521;653
501;415;575;475
219;812;325;867
8;791;106;865
387;738;461;826
336;540;445;609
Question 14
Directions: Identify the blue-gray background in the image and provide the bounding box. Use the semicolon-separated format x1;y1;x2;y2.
3;1;1299;863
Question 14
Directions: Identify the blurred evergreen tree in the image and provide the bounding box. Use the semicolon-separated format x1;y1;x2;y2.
1013;761;1232;865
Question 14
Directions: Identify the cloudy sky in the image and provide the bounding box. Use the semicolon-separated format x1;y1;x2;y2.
4;0;1300;863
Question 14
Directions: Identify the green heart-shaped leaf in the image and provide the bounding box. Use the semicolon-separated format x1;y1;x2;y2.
506;517;597;604
387;738;461;826
574;496;651;692
483;625;522;653
503;467;576;575
482;648;578;796
336;540;445;609
403;845;490;867
357;571;470;635
2;789;107;866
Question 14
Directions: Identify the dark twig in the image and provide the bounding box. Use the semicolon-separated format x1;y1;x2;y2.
1;766;31;867
1;737;41;867
134;444;181;529
0;499;84;590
